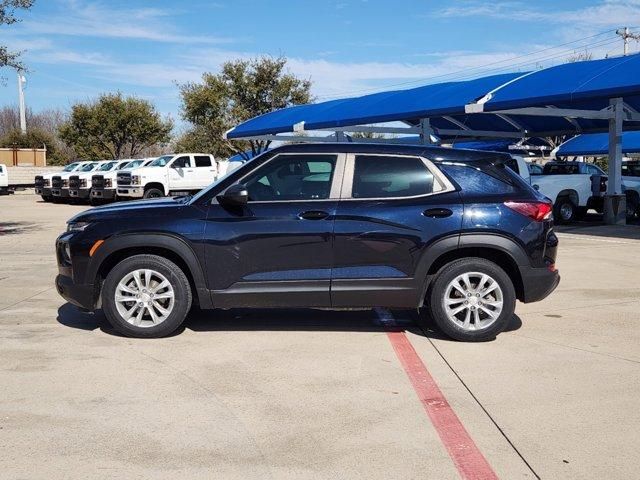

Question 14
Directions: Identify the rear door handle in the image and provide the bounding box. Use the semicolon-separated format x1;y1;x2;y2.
423;208;453;218
299;210;330;220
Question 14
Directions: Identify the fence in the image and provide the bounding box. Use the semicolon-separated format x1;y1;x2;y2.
0;147;47;167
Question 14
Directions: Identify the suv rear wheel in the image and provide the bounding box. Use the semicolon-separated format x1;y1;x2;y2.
102;254;192;338
427;258;516;342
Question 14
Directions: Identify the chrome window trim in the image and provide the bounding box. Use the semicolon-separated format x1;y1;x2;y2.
340;153;456;201
233;152;347;204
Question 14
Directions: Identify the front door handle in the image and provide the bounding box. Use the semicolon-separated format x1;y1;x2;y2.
423;208;453;218
299;210;330;220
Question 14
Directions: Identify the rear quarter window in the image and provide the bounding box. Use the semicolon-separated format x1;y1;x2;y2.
440;161;526;195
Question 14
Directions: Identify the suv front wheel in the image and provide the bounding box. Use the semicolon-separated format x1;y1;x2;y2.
427;258;516;342
102;254;192;338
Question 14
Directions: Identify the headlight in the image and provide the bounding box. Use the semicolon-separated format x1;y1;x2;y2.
80;179;87;187
62;179;69;187
131;175;140;185
67;221;92;232
105;178;112;187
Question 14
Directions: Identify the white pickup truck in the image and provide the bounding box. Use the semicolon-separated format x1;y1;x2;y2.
506;157;607;223
116;153;217;199
621;160;640;218
68;160;128;202
52;161;102;202
0;164;9;195
90;158;154;204
35;161;85;202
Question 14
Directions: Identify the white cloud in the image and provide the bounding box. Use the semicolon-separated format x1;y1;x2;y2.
17;0;237;44
433;0;640;27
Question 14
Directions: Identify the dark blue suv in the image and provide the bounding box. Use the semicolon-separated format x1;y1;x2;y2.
55;143;559;341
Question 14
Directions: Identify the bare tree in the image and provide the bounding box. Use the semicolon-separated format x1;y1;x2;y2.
0;1;35;70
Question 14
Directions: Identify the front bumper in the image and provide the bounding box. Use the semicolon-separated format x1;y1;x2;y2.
55;274;95;310
36;187;52;196
520;266;560;303
91;188;117;200
117;187;143;198
52;188;70;199
69;188;91;199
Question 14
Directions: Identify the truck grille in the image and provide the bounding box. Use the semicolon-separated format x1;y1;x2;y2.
35;175;44;187
117;171;132;186
52;176;62;188
92;175;104;189
68;175;80;189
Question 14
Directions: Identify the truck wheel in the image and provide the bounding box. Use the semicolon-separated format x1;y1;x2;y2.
143;187;164;199
41;195;52;202
427;258;516;342
626;195;639;220
553;197;576;223
102;254;192;338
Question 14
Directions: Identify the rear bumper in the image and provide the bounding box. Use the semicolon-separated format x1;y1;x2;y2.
55;274;95;310
520;266;560;303
91;188;117;200
69;188;91;199
117;187;143;197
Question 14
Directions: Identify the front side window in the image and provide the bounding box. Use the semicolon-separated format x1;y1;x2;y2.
194;156;212;167
171;156;190;168
243;154;337;201
352;155;435;199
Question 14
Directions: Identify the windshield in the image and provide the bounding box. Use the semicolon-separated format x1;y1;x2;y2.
63;162;79;172
122;160;142;170
149;155;174;167
97;161;117;171
79;162;98;172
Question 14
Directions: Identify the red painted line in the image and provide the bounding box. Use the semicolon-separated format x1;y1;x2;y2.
386;329;499;480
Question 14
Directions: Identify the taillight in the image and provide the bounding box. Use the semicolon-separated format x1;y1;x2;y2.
504;201;553;221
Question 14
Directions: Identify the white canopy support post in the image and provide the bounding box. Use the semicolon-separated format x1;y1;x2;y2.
604;97;626;225
335;131;346;142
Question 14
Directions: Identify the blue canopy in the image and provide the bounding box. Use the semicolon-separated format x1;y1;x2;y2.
557;132;640;157
227;54;640;141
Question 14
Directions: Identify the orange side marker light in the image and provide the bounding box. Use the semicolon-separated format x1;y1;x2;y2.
89;239;105;257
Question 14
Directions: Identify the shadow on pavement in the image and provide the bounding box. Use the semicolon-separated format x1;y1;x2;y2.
57;302;523;342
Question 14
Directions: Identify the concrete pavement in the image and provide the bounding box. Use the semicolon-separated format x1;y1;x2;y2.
1;194;638;479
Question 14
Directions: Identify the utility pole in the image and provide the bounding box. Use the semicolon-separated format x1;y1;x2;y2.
17;70;27;134
616;27;640;56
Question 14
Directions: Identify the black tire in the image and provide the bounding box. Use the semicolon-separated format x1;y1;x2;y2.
41;195;52;202
427;257;516;342
90;198;102;206
553;197;576;224
625;194;639;221
143;187;164;199
102;254;192;338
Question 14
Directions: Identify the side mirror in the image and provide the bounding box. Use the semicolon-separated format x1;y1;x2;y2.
218;183;248;206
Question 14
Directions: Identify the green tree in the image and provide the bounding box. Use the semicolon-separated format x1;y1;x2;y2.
1;1;34;70
0;127;67;165
59;93;173;159
178;56;312;159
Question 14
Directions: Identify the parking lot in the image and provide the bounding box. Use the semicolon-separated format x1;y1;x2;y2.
1;194;639;479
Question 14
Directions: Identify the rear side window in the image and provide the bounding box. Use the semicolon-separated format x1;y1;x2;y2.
440;160;527;195
543;163;579;174
352;155;435;198
194;156;212;167
622;163;640;176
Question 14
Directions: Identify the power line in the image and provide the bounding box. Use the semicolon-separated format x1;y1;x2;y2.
315;29;626;100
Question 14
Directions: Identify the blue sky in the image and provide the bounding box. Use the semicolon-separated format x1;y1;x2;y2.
1;0;639;128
